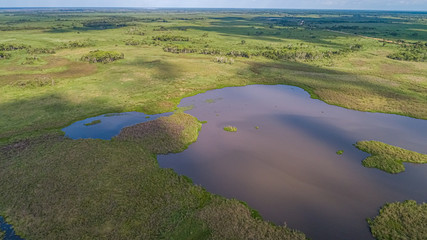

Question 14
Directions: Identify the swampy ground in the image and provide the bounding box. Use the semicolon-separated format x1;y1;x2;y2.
0;8;426;239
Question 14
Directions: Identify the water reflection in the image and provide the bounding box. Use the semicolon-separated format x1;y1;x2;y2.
157;85;427;240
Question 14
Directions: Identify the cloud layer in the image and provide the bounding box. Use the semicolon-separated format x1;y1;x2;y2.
0;0;426;11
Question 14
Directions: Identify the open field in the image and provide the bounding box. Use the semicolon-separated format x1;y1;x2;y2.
0;8;426;239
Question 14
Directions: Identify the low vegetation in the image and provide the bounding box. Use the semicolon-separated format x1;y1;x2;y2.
0;114;306;239
355;141;427;174
84;119;101;126
336;150;344;155
115;113;202;154
388;42;427;62
0;51;11;59
368;200;427;240
81;50;124;63
223;126;237;132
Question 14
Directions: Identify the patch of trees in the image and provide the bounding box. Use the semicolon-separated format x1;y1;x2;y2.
61;40;95;49
388;42;427;62
153;35;189;42
81;17;136;29
163;45;197;54
226;51;250;58
81;50;124;63
0;43;28;51
27;48;56;54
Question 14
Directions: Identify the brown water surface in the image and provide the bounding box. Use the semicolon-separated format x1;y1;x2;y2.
157;85;427;240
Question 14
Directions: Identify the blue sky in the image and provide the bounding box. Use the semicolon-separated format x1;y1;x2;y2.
0;0;426;11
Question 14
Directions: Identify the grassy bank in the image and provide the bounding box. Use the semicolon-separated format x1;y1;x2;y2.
368;200;427;240
355;141;427;174
0;113;306;239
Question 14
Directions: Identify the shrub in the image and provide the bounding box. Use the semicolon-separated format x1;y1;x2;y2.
0;43;28;51
223;126;237;132
0;51;11;59
81;50;124;63
213;57;234;64
153;35;189;41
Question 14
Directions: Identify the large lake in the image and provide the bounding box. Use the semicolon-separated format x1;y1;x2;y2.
156;85;427;240
63;84;427;240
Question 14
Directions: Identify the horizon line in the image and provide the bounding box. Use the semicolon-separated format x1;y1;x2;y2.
0;7;426;12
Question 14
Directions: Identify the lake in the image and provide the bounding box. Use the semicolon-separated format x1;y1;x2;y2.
156;85;427;240
63;84;427;240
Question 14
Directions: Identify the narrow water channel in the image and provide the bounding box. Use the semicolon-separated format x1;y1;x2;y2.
155;85;427;240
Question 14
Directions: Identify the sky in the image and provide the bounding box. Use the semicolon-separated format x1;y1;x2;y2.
0;0;426;11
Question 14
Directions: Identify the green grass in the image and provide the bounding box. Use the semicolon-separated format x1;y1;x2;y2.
368;200;427;240
84;119;101;126
355;141;427;174
336;150;344;155
0;114;306;239
223;126;237;132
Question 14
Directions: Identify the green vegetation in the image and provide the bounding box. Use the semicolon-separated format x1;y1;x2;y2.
336;150;344;155
0;8;426;239
81;50;124;63
388;42;427;62
368;200;427;240
0;230;4;238
255;126;260;129
355;141;427;174
84;119;101;126
0;114;306;239
115;113;202;154
223;126;237;132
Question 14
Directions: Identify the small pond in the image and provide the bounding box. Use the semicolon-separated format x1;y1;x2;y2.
63;111;172;140
156;85;427;240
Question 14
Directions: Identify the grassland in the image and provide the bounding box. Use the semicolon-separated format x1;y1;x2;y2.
368;200;427;240
0;8;426;239
0;113;305;239
355;140;427;174
0;9;426;145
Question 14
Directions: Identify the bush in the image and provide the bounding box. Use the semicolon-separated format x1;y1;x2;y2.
124;39;146;46
213;57;234;64
27;48;56;54
388;42;427;62
62;40;94;49
81;50;124;63
163;45;197;54
153;35;189;41
0;51;11;59
0;43;28;51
